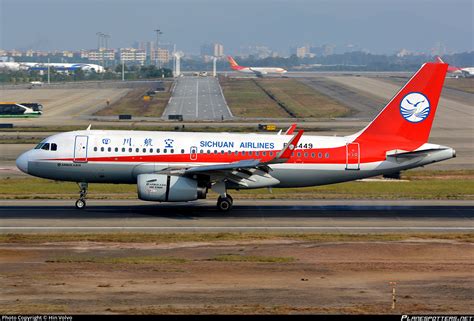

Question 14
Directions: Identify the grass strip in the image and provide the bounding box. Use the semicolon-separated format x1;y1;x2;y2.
1;232;473;244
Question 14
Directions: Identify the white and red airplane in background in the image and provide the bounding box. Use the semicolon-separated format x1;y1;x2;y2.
436;56;474;78
227;56;287;77
16;61;455;211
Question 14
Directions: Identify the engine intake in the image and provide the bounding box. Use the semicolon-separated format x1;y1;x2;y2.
137;174;206;202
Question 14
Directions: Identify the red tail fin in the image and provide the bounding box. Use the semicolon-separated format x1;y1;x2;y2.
355;62;448;152
227;56;243;70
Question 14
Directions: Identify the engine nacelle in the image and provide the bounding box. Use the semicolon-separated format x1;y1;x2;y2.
137;174;206;202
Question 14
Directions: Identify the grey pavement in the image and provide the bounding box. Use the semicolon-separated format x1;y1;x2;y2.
162;76;232;121
0;199;472;233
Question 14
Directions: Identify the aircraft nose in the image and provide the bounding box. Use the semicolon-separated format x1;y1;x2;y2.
16;151;29;174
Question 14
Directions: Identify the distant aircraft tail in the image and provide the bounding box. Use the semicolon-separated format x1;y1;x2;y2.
227;56;243;70
354;62;448;153
435;56;460;73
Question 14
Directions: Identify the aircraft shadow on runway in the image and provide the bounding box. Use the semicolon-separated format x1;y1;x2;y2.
0;205;472;220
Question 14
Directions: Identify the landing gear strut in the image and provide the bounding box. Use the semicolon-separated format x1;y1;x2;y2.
217;194;233;212
75;182;88;209
212;181;233;212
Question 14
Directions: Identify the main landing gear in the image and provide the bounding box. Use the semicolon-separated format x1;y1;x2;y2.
75;182;88;209
217;194;233;212
212;181;233;212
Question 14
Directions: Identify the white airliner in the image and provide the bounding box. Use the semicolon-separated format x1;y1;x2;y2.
0;61;25;71
0;61;104;73
436;56;474;78
22;62;105;73
16;62;455;211
227;56;287;77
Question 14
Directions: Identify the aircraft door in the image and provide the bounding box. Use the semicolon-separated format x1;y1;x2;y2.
74;135;89;163
346;142;360;170
190;146;198;161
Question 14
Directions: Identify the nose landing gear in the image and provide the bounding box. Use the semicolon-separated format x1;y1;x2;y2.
75;182;88;209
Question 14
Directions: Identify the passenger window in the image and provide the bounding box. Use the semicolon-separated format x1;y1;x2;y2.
311;153;315;158
200;149;203;154
207;150;210;154
214;150;217;154
262;151;266;156
41;143;50;151
318;152;322;158
114;147;118;152
135;148;139;153
94;147;98;152
122;147;125;152
228;151;232;155
181;149;185;154
297;152;301;157
163;149;167;154
157;148;160;153
108;147;111;152
325;152;329;158
100;147;104;152
129;148;132;152
304;152;308;157
242;151;245;156
143;148;146;153
150;148;153;153
256;151;259;156
270;151;274;156
221;150;224;154
234;151;238;155
171;149;174;153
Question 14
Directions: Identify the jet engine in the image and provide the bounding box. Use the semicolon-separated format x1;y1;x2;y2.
137;174;207;202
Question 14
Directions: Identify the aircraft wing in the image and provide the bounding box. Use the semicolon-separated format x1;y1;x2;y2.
160;130;304;188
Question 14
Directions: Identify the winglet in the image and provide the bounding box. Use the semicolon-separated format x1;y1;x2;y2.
266;130;304;164
285;123;297;135
86;124;92;131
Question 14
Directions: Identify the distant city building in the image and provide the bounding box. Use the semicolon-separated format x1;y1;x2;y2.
201;43;224;57
85;49;116;62
120;48;147;65
310;44;335;57
396;48;412;57
292;46;315;58
153;48;170;65
431;42;447;56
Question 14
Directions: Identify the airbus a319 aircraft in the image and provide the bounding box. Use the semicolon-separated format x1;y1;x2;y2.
16;62;455;211
227;56;287;77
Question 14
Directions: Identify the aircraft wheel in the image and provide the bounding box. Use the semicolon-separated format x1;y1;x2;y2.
217;197;232;212
75;199;86;209
227;194;233;204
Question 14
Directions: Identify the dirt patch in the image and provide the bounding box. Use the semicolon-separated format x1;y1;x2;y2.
1;238;473;314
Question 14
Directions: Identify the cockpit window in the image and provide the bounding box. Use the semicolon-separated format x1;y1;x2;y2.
41;143;50;151
34;143;44;149
51;143;57;151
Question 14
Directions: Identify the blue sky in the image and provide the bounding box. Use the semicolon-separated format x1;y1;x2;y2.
0;0;472;54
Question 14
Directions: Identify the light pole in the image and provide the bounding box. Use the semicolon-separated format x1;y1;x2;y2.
154;29;163;68
96;32;103;50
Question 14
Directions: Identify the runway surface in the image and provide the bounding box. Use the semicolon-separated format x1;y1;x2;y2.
1;199;472;233
162;76;232;121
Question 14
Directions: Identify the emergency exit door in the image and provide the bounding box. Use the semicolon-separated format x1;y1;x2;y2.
345;142;360;170
73;135;89;163
190;146;198;161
